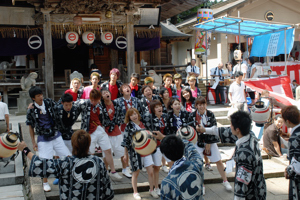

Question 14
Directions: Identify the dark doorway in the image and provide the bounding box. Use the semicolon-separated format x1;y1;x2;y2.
53;44;90;78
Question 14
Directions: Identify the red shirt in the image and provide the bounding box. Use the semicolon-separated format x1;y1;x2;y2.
186;102;192;113
139;122;145;129
89;106;101;134
65;89;77;101
109;84;118;100
105;103;121;136
166;87;172;97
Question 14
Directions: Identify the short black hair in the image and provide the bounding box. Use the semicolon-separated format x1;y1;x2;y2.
160;135;184;161
248;57;255;65
131;73;140;81
234;71;243;78
90;63;98;69
29;86;43;99
293;80;297;82
230;111;252;136
274;114;282;120
61;93;73;103
100;87;110;94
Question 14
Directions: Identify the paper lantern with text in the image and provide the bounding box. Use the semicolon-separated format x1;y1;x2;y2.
101;32;113;44
234;49;242;60
197;8;213;23
66;32;79;44
251;99;270;126
0;132;19;158
82;32;95;45
132;130;157;156
176;126;197;144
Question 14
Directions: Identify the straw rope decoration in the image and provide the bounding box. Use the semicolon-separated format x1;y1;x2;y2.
0;24;161;39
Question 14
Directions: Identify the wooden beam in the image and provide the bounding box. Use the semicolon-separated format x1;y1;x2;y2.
42;11;54;99
126;11;135;82
110;49;118;69
154;48;161;65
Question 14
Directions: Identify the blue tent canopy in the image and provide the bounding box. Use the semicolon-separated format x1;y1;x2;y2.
194;16;294;37
194;16;296;78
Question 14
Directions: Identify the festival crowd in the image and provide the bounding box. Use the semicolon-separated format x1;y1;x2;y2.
16;66;300;200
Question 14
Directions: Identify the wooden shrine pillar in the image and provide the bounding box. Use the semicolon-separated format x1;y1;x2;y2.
126;11;135;82
42;11;54;99
154;48;161;65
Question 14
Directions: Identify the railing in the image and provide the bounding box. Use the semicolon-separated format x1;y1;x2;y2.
0;68;43;82
140;64;187;77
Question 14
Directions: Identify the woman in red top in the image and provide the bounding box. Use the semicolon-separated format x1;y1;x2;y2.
65;78;81;101
161;73;176;97
122;108;157;199
181;88;196;113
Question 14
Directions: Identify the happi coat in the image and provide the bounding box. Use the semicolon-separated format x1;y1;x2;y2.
121;121;144;172
29;155;114;200
218;127;266;199
160;140;204;200
26;98;58;137
54;103;81;140
287;125;300;199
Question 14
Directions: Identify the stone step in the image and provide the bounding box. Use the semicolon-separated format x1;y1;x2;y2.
0;161;15;174
44;158;287;199
216;116;230;126
207;105;230;117
0;152;24;186
0;173;22;187
0;184;24;200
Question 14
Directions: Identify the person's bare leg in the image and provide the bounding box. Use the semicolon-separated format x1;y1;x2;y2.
132;170;140;194
153;166;160;189
121;156;126;169
204;155;210;165
216;160;227;181
103;157;109;170
43;178;47;183
167;161;174;168
146;166;155;191
162;157;167;167
103;149;116;172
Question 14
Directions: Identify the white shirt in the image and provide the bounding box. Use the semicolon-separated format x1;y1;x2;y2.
235;134;250;147
250;64;262;78
210;67;224;80
185;65;200;83
229;81;246;103
0;102;9;120
233;63;247;74
14;55;26;67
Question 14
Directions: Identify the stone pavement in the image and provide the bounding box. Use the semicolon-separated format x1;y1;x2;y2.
113;177;289;200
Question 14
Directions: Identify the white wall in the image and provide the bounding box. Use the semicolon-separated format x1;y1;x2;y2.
171;40;193;65
171;42;178;65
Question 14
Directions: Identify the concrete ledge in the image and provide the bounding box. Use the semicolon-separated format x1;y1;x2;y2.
19;123;47;200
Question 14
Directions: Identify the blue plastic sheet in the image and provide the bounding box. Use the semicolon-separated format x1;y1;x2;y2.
250;28;295;57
